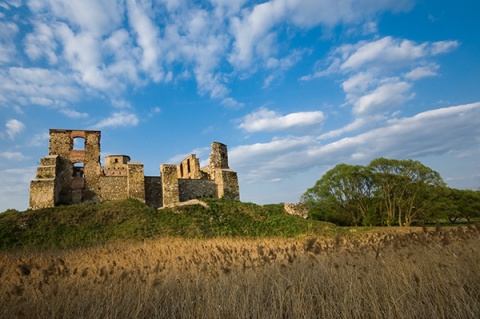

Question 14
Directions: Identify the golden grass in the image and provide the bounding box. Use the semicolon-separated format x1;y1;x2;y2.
1;225;479;318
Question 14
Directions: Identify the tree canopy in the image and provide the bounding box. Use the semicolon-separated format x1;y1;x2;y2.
301;158;478;226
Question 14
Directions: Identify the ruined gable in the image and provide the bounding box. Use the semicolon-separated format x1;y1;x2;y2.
29;129;240;210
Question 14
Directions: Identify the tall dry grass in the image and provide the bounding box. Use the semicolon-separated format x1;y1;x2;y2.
1;225;479;318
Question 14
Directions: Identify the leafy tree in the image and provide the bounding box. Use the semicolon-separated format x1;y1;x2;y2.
301;164;375;226
368;158;445;226
303;158;446;227
436;188;480;223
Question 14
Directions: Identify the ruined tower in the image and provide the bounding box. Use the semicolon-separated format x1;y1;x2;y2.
30;129;102;209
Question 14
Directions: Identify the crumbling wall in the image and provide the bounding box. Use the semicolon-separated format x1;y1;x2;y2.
213;169;240;200
284;203;309;219
178;179;218;202
30;129;240;209
177;154;203;179
127;162;145;203
99;176;128;201
104;155;130;176
209;142;229;169
82;131;101;202
145;177;162;208
45;129;102;205
161;164;179;207
29;155;60;209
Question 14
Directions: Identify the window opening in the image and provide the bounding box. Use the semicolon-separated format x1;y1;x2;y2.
72;162;85;178
73;137;85;150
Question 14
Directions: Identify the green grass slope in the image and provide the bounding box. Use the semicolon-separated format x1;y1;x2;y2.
0;199;336;249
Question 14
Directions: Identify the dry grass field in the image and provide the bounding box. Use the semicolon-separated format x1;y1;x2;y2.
1;225;479;318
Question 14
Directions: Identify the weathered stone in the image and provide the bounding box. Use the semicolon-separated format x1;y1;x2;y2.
284;203;309;219
29;129;240;210
127;162;145;203
160;164;179;207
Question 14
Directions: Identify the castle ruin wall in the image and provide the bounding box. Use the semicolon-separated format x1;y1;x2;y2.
178;179;218;202
145;177;162;208
161;164;179;207
99;176;128;201
29;129;240;210
127;162;145;203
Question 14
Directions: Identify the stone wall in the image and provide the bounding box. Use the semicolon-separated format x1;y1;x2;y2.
145;177;162;208
104;155;130;176
178;179;218;202
83;131;101;202
29;179;56;209
99;176;128;201
209;142;229;169
161;164;179;207
29;155;60;210
30;129;240;209
284;203;309;219
211;169;239;200
127;162;145;203
46;129;102;205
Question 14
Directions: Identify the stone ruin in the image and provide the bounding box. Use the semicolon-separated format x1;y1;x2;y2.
284;203;309;219
29;129;239;210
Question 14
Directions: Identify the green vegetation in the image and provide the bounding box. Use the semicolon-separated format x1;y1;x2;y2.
302;157;480;226
0;198;336;250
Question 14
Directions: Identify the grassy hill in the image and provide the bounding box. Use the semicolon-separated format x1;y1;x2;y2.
0;199;339;249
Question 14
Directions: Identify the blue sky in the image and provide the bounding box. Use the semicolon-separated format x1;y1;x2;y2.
1;0;479;212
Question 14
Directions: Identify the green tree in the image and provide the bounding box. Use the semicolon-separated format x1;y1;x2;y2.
301;164;375;226
429;187;480;223
368;158;445;226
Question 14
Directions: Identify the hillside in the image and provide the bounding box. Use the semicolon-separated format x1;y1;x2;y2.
0;199;338;249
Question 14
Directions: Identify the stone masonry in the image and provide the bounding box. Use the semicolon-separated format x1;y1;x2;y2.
29;129;240;210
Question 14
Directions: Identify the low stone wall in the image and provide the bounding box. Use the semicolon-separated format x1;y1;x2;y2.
99;176;128;201
178;179;218;202
29;179;56;209
284;203;309;219
145;176;162;208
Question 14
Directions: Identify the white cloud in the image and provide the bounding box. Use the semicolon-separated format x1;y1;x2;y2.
0;151;28;160
307;37;459;81
0;21;19;64
232;102;480;183
222;97;244;109
59;108;89;119
24;22;58;64
430;41;459;55
29;132;49;147
318;115;383;140
302;35;460;130
127;0;163;82
229;0;414;69
239;108;325;133
1;67;80;106
0;166;36;212
29;0;124;38
353;80;413;115
340;37;427;71
404;64;439;80
93;112;139;129
167;147;210;164
5;119;25;139
3;0;419;113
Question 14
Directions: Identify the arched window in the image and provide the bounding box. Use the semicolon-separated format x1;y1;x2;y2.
73;137;85;150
